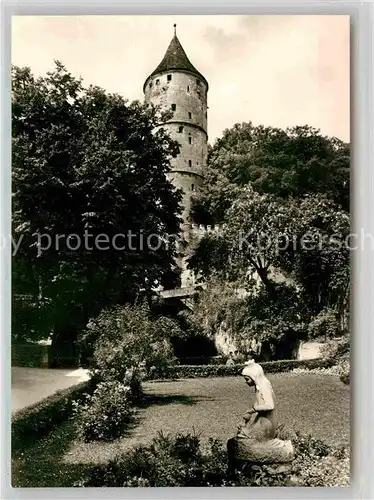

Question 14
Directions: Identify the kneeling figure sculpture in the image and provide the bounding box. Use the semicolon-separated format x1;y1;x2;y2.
227;361;295;468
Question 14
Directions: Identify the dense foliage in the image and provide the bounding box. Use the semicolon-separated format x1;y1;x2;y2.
192;123;349;224
12;62;182;362
74;290;184;442
76;429;349;487
72;381;134;442
82;302;180;385
188;122;350;356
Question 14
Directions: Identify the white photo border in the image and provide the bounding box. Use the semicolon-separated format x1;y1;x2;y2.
1;1;373;499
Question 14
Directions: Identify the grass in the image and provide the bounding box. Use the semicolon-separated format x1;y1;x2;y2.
12;421;91;488
12;372;350;487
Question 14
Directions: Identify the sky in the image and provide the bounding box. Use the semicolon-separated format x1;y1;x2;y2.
12;15;350;144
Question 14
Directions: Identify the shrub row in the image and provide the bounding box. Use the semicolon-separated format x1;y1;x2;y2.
76;429;349;487
148;358;334;380
12;379;96;452
12;342;50;368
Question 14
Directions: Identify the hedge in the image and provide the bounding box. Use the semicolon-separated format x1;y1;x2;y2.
12;379;96;452
12;342;50;368
149;358;334;380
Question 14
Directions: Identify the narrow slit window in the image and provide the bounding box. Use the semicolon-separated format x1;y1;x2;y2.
187;85;190;92
188;112;192;119
196;79;200;85
188;160;192;167
171;104;176;111
188;136;192;144
149;82;152;88
156;79;160;85
191;184;195;191
178;126;184;133
167;74;172;81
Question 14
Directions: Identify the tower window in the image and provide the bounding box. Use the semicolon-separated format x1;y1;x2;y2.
188;112;192;119
167;74;172;81
178;126;184;133
155;79;160;85
171;104;176;111
149;82;152;88
187;85;190;92
196;79;200;85
191;184;195;191
188;160;192;167
188;136;192;144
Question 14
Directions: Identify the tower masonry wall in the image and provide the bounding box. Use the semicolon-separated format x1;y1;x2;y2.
167;171;204;222
144;70;208;131
160;122;207;177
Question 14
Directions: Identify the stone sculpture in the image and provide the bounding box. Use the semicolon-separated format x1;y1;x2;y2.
227;361;295;469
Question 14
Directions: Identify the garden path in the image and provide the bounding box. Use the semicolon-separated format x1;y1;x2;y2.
11;367;88;413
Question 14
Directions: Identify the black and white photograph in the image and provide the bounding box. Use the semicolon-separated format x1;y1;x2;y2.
10;14;350;488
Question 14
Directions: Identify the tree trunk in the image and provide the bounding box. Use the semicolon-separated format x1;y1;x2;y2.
49;325;80;368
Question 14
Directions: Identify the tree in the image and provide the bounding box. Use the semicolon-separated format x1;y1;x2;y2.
189;189;349;352
12;62;182;363
190;277;307;360
189;187;296;290
277;194;350;325
192;123;349;224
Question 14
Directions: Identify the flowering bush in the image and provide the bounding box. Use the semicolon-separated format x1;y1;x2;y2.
83;303;178;388
72;381;133;442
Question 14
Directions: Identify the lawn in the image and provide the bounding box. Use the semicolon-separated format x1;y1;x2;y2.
12;372;350;487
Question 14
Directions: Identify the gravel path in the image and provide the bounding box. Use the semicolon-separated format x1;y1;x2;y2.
64;373;350;465
11;367;84;413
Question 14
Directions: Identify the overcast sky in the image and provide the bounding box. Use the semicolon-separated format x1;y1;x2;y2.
12;15;350;144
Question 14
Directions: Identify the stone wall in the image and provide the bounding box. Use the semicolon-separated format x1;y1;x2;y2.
145;70;208;224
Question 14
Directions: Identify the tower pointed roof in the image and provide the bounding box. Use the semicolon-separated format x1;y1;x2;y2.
144;27;208;91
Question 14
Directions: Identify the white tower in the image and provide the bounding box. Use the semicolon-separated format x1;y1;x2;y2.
144;25;209;288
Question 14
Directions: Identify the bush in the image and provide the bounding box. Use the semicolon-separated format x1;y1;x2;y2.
320;335;350;361
12;380;95;452
82;303;178;386
76;429;349;487
308;308;341;340
317;336;350;384
72;381;134;442
147;358;334;380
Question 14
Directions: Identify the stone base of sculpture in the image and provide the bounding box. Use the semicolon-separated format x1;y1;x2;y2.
227;435;295;464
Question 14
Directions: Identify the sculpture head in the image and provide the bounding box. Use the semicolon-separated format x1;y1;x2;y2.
242;361;267;388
